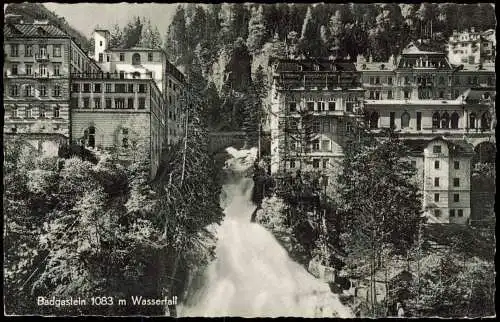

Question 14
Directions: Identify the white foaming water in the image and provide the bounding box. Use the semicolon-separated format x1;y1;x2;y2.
178;148;352;318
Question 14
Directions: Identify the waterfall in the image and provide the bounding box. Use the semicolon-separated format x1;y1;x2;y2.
178;147;353;318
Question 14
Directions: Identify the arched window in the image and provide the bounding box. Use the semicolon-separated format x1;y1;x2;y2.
469;113;476;129
86;126;96;148
432;112;440;129
53;105;60;118
450;112;459;129
122;137;129;148
132;53;141;65
367;111;378;129
401;112;410;129
481;112;491;130
441;112;450;129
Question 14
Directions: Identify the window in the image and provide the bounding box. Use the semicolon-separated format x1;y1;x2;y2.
433;145;442;153
98;53;103;62
70;97;78;108
312;139;320;151
10;85;19;97
290;141;296;151
53;45;61;57
26;63;32;75
138;98;146;109
346;96;355;112
369;77;375;85
457;209;463;217
307;102;314;111
132;53;141;65
290;160;296;168
94;98;101;109
404;76;410;85
441;112;450;129
25;106;32;118
39;85;47;97
313;120;321;133
411;160;417;168
434;177;440;187
11;44;19;57
122;137;129;148
11;106;18;118
115;98;125;109
25;85;33;97
39;64;47;76
119;53;125;62
11;63;18;75
469;113;476;129
148;53;153;62
320;140;331;152
387;90;393;99
119;71;125;79
127;98;134;109
105;83;112;93
434;193;440;202
289;102;297;112
375;76;380;84
450;209;456;217
416;112;422;131
313;159;320;169
106;55;110;62
72;83;80;92
432;112;440;129
322;120;330;132
454;194;460;202
289;119;298;130
94;83;101;93
454;161;460;170
328;100;336;110
404;90;410;99
25;44;32;56
434;160;440;169
127;84;134;93
83;98;90;108
439;91;444;99
39;106;46;118
86;126;96;148
53;63;60;76
390;112;395;129
105;98;112;109
115;83;126;93
375;91;380;100
453;178;460;187
53;106;60;118
481;112;491;130
138;84;146;93
318;101;325;111
450;112;459;129
83;83;90;93
401;112;410;129
99;41;103;47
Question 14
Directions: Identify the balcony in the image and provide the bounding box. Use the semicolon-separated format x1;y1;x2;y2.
35;53;50;62
34;72;50;79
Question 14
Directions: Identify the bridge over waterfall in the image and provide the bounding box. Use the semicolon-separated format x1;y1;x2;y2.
208;131;247;153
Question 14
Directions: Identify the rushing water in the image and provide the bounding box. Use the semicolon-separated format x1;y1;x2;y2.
178;148;352;318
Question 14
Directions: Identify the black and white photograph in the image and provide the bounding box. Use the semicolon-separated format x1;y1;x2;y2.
3;2;496;318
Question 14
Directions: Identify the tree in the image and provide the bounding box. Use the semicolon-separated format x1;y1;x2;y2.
338;131;424;316
246;5;267;54
109;24;124;48
122;16;144;48
164;5;188;64
298;6;322;57
139;18;162;49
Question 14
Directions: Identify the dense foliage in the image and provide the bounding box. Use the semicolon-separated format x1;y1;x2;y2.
4;103;224;315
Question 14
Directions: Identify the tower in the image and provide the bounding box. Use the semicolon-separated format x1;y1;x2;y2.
93;29;110;63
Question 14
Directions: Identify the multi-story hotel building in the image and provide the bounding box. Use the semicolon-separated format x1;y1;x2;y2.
447;28;496;65
70;74;165;177
92;29;187;146
3;17;100;155
3;19;188;178
357;42;495;224
268;58;365;192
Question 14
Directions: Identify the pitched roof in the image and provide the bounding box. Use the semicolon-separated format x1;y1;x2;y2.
4;23;68;38
402;41;443;55
402;137;474;155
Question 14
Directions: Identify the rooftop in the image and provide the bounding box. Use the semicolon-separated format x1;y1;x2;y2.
4;23;68;38
108;46;164;52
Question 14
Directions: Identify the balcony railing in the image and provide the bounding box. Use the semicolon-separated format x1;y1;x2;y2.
35;53;50;61
71;72;154;80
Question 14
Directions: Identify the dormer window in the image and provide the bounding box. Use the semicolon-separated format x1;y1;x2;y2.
314;64;320;71
380;64;385;70
361;64;366;70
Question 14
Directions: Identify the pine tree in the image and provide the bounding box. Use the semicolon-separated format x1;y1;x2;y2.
298;6;322;57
